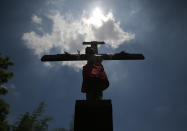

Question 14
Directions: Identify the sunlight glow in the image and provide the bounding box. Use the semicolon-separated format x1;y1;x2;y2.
88;7;107;27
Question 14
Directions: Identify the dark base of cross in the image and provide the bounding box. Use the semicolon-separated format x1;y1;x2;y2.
74;100;113;131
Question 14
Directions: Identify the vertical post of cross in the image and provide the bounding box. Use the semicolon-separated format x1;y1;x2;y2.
74;100;113;131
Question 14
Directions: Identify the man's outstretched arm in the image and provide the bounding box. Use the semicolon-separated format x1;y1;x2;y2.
100;51;145;60
41;54;88;62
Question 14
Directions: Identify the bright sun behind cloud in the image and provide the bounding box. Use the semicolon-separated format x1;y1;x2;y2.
88;7;107;27
23;6;135;70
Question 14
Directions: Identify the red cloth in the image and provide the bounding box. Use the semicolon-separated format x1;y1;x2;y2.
81;63;109;93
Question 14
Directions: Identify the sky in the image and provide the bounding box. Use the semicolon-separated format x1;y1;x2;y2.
1;0;187;130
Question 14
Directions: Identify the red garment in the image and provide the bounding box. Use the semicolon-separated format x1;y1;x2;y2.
81;63;109;93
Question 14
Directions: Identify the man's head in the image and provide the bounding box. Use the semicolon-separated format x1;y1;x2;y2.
86;47;95;55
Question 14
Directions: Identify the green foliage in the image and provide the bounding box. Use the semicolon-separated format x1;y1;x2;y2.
0;120;10;131
0;99;10;122
0;53;13;131
0;53;13;91
13;102;53;131
0;54;13;69
0;87;8;95
13;112;32;131
0;100;10;131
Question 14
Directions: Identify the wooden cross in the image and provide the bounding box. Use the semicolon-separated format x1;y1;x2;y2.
41;41;145;62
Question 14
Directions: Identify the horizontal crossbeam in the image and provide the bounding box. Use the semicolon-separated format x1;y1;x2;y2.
41;53;145;62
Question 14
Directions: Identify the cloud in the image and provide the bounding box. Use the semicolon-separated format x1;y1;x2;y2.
23;9;134;70
32;15;42;24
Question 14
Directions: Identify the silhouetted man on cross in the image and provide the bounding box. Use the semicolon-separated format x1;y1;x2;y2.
82;46;109;100
41;41;144;100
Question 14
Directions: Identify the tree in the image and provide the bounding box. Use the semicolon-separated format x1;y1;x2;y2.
0;53;14;131
13;102;53;131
